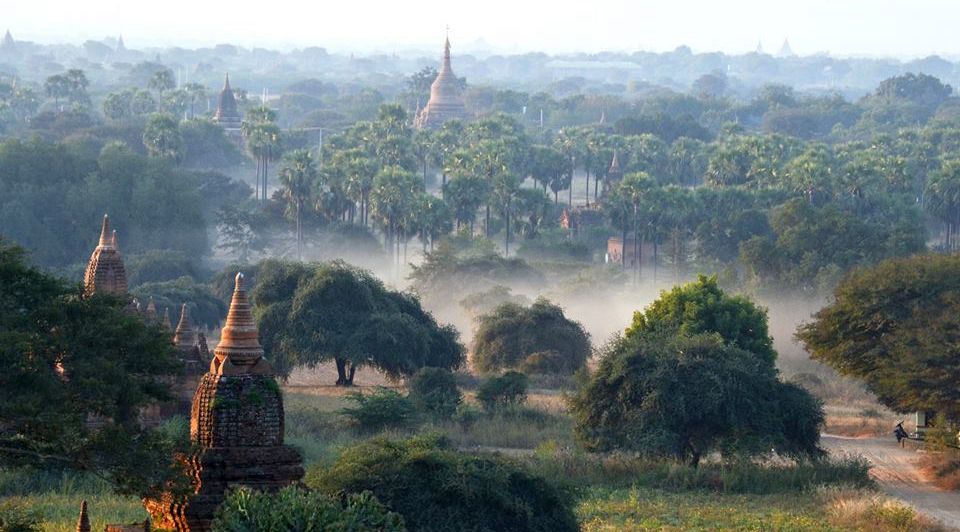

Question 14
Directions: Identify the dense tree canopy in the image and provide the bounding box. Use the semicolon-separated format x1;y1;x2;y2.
252;260;465;384
0;240;183;495
471;298;590;375
625;275;776;366
572;333;823;465
797;253;960;418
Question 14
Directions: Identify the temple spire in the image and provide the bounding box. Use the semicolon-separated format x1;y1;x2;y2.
213;272;267;373
76;500;90;532
162;307;172;329
98;214;112;248
223;72;231;91
174;303;198;349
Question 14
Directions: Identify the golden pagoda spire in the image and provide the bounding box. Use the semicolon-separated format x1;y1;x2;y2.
98;214;113;248
212;273;269;374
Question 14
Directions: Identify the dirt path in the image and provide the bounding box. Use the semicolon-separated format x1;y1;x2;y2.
822;434;960;529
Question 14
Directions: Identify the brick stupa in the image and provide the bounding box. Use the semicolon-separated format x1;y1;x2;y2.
146;273;303;531
84;215;128;296
413;36;467;129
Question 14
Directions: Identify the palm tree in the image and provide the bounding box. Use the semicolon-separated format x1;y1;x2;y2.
142;112;183;161
278;149;318;260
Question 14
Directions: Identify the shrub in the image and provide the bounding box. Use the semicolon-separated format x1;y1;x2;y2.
407;368;462;420
0;499;41;532
339;388;417;433
475;371;528;412
305;434;578;532
212;486;405;532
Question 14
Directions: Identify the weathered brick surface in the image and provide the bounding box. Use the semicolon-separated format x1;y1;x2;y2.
190;373;284;448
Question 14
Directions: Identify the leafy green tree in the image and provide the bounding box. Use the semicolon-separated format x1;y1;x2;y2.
243;106;282;202
797;253;960;418
411;194;453;251
472;298;590;375
278;149;318;259
306;434;578;532
212;486;406;532
0;240;184;495
926;159;960;250
148;69;175;95
252;260;464;385
444;173;487;231
739;197;925;293
369;166;420;263
571;333;823;465
626;275;776;367
142;113;183;161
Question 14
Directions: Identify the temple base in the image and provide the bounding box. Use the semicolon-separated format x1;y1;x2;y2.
146;445;304;532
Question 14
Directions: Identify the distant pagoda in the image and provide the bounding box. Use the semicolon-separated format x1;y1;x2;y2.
84;215;128;297
212;73;242;136
1;30;16;53
147;273;303;531
413;36;467;129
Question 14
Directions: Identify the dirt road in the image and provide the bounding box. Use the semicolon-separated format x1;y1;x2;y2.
823;434;960;529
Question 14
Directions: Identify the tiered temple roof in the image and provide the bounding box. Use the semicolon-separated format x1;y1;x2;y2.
84;215;128;296
413;37;467;129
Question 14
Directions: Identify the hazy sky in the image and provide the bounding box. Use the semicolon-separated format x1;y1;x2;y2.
6;0;957;58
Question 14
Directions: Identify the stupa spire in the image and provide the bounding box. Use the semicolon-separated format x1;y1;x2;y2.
162;307;172;329
98;214;112;248
212;272;268;373
76;500;90;532
174;303;198;349
413;32;467;129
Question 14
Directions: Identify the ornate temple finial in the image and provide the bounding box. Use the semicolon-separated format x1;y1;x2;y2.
212;272;267;372
98;214;112;248
76;500;91;532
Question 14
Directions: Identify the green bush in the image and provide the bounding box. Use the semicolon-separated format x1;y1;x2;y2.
476;371;528;412
212;486;405;532
407;368;462;420
306;434;578;532
0;499;41;532
339;388;417;433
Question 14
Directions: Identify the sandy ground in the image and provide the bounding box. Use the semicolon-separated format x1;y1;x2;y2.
823;434;960;530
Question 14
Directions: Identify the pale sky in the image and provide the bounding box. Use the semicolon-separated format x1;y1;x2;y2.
6;0;958;58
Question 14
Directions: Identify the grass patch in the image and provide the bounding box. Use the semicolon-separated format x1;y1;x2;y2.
577;486;836;531
0;469;144;532
522;447;873;494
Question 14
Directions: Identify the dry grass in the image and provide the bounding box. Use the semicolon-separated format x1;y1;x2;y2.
918;452;960;491
821;487;946;531
823;402;903;438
